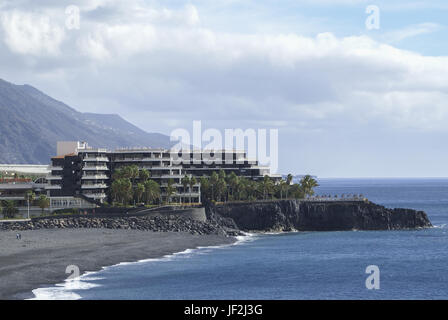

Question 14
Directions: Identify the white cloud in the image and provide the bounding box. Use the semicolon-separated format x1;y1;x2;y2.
0;10;65;56
10;3;439;133
2;2;447;133
382;23;442;43
1;0;448;176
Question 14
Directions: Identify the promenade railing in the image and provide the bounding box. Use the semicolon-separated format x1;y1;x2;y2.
215;196;367;205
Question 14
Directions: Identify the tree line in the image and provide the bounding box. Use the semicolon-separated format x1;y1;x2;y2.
0;167;320;218
109;165;162;205
0;192;50;219
199;171;319;202
109;165;320;206
110;165;201;205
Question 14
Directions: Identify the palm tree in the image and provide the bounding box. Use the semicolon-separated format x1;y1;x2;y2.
228;172;239;201
189;177;197;204
246;179;258;200
110;178;133;205
129;166;140;205
238;177;249;200
25;190;35;219
216;170;227;201
165;179;176;204
139;169;150;183
290;184;305;199
216;178;227;202
144;180;160;205
37;195;50;215
122;165;139;184
112;167;125;180
278;180;287;200
249;179;258;200
262;175;274;200
286;174;293;198
300;175;319;197
218;169;226;181
135;183;145;203
181;176;190;204
199;177;211;201
2;200;18;219
110;179;121;204
209;172;219;201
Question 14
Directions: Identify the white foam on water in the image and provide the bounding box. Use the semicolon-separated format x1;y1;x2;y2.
235;232;257;243
30;287;82;300
28;232;258;300
262;230;300;235
79;276;105;281
29;278;101;300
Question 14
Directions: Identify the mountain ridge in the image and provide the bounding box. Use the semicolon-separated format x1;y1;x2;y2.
0;78;172;164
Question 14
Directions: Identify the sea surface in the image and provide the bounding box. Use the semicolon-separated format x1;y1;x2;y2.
33;178;448;300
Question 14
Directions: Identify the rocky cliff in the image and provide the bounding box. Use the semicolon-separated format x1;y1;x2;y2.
0;201;431;235
206;200;432;232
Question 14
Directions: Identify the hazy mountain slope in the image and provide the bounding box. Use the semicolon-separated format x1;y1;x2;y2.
0;79;172;164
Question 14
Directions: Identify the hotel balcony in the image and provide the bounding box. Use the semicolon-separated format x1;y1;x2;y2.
49;166;63;171
142;157;166;161
82;174;108;180
46;175;62;180
82;166;108;171
45;185;62;190
160;183;182;188
178;191;201;197
83;193;107;199
142;165;182;170
161;174;185;179
160;183;200;188
0;196;26;201
83;156;109;162
81;183;108;189
114;157;163;162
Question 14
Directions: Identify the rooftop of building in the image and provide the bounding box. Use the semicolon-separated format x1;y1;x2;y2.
113;148;247;153
51;153;76;159
0;164;50;175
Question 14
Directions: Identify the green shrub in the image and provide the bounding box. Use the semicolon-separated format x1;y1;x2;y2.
52;208;79;216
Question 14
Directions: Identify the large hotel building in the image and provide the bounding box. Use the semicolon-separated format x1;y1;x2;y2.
45;141;280;206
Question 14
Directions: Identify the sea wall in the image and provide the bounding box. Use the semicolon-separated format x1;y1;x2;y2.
131;207;207;222
0;215;239;236
207;200;432;232
36;206;207;222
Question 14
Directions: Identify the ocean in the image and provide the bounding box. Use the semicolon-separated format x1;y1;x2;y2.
32;178;448;300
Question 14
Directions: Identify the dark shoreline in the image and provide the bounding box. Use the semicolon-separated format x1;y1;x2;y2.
0;229;237;300
0;199;432;299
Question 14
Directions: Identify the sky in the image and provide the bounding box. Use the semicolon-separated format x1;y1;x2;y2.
0;0;448;177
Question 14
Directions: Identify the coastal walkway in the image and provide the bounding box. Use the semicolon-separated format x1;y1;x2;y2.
217;196;367;205
0;218;31;223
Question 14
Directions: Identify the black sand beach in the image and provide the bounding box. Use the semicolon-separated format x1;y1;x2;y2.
0;229;236;299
